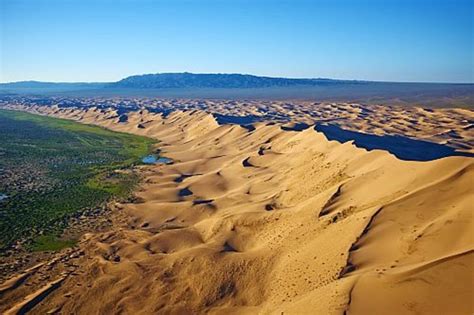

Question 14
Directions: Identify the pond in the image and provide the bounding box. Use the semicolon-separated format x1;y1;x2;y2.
142;155;173;165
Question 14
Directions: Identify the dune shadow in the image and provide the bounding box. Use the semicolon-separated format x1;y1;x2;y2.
174;174;195;183
242;157;254;167
213;114;265;131
118;114;128;123
178;187;193;197
193;199;214;205
314;124;474;161
213;114;263;125
281;122;310;131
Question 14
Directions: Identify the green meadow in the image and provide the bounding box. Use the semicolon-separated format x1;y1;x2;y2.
0;109;155;251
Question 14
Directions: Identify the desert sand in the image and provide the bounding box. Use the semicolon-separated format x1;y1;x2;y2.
0;103;473;314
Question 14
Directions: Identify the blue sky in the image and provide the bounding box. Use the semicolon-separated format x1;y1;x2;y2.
1;0;472;83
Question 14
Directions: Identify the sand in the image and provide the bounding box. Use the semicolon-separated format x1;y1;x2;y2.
0;103;472;314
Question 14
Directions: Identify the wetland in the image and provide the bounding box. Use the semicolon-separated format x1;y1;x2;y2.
0;109;156;251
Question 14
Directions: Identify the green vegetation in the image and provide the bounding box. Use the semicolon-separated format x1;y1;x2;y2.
29;235;77;252
0;109;155;251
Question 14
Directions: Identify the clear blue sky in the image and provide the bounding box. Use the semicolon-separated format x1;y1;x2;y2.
1;0;472;83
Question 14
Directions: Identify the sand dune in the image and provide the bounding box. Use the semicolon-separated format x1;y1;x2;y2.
0;104;472;314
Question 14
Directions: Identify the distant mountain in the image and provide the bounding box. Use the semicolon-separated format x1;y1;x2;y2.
0;81;106;90
2;73;472;108
111;73;362;89
1;74;360;91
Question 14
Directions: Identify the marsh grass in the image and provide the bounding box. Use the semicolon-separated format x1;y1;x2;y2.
29;235;77;252
0;109;156;251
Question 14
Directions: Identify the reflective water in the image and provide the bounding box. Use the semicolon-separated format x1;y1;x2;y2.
142;155;173;164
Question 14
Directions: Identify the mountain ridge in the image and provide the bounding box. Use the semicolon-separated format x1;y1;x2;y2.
2;73;472;89
2;73;473;108
1;72;365;89
111;72;364;88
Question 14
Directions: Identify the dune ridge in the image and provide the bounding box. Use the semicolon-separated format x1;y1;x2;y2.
0;104;472;314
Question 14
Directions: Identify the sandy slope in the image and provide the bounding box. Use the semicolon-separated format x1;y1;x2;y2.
1;99;473;153
0;104;473;314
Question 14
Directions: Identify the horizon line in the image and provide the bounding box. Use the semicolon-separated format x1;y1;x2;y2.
1;72;473;85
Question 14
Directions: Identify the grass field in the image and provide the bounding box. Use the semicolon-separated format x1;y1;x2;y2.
0;109;155;251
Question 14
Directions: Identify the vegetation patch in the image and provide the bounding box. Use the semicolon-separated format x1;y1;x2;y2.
0;109;156;251
29;235;77;252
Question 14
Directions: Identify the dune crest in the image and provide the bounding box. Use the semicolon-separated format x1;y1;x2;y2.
0;104;472;315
